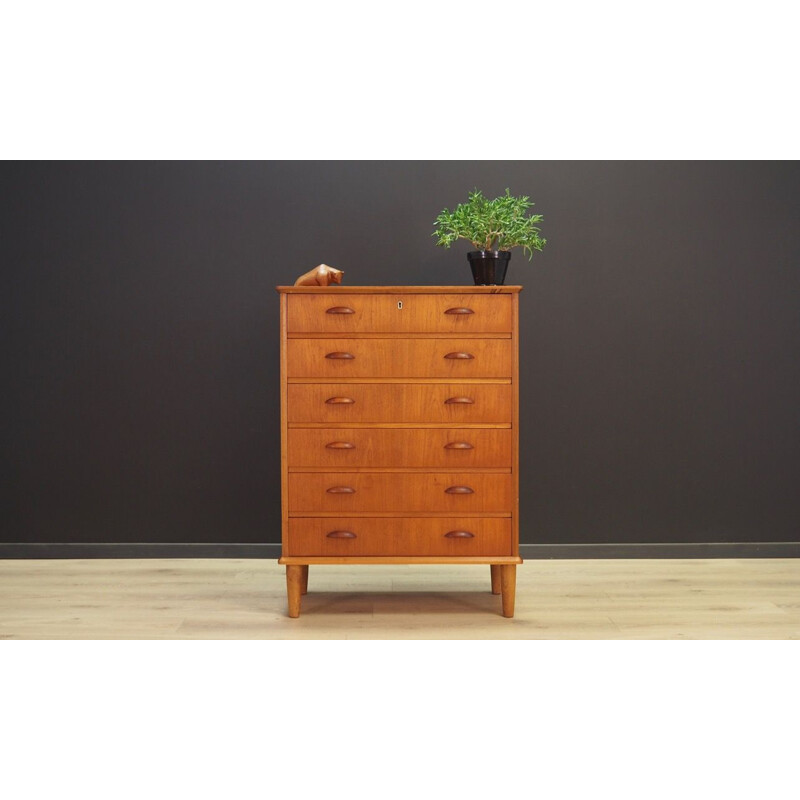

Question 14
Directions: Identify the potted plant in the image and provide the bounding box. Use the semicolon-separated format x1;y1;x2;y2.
432;188;546;285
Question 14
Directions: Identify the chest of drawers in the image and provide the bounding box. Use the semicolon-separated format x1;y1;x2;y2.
276;285;522;617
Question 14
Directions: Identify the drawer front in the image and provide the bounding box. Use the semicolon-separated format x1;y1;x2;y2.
287;428;512;468
287;517;512;556
287;383;512;424
287;293;512;333
287;338;512;379
288;472;512;513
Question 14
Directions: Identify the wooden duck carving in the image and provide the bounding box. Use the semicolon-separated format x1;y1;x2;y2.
294;264;344;287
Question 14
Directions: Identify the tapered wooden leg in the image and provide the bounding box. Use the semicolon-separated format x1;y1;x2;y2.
500;564;517;618
490;565;502;595
286;565;303;618
300;565;309;595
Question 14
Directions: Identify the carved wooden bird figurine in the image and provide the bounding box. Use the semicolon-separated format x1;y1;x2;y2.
293;264;344;287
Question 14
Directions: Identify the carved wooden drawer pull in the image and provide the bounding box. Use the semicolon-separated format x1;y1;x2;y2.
325;441;355;449
445;485;474;494
325;352;355;360
326;530;357;539
443;352;474;360
326;486;356;494
444;397;474;405
444;530;475;539
444;307;474;315
326;306;355;315
325;397;355;404
444;441;473;450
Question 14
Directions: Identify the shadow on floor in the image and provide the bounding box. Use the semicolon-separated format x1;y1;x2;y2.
298;590;505;616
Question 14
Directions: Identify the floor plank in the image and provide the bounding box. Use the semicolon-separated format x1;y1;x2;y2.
0;558;798;639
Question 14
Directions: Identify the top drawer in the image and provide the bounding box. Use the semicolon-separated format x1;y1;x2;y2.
287;293;512;334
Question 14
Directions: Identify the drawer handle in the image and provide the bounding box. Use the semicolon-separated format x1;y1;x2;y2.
444;352;474;360
444;396;474;405
444;307;474;315
445;485;474;494
326;530;357;539
325;352;355;360
325;441;355;449
444;441;473;450
325;397;355;404
444;530;475;539
326;306;355;315
326;486;356;494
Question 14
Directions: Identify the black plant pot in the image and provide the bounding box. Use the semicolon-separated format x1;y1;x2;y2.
467;250;511;285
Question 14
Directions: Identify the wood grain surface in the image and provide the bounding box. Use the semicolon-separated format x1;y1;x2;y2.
287;382;512;424
286;293;512;333
287;337;512;378
288;472;513;513
286;517;513;557
287;427;513;469
2;558;798;639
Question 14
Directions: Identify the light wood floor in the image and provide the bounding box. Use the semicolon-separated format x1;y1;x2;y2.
1;558;798;639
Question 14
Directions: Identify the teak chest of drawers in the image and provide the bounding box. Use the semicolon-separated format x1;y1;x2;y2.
276;285;522;617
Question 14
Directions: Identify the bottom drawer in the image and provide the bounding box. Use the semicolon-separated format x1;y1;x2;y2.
287;517;512;557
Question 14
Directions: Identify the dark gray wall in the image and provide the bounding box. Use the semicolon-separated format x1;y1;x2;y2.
2;161;799;550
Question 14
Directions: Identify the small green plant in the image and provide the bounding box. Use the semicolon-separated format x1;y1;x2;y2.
433;188;546;260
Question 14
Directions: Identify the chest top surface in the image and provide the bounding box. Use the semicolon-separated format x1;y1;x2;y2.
276;285;522;294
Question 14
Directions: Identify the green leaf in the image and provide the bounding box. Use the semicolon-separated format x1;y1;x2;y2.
432;188;547;259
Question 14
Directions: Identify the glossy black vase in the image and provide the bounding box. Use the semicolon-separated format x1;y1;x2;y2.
467;250;510;285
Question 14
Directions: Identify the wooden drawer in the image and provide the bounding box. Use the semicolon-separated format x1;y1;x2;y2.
288;472;512;513
287;517;512;556
287;383;512;424
287;293;512;334
287;427;512;468
287;338;512;379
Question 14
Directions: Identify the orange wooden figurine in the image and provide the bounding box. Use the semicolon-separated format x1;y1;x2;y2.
293;264;344;287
